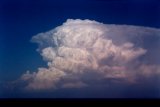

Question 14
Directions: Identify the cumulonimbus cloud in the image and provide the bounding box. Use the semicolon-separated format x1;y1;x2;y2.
20;19;160;90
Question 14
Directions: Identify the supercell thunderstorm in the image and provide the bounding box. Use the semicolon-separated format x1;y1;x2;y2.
20;19;160;90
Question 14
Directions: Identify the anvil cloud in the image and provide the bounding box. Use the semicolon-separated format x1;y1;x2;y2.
20;19;160;90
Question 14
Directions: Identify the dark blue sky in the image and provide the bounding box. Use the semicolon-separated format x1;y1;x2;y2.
0;0;160;98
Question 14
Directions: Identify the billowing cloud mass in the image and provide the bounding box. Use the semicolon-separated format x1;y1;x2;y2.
20;19;160;90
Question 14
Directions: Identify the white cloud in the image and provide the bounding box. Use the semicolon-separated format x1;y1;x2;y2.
22;68;66;90
20;19;160;90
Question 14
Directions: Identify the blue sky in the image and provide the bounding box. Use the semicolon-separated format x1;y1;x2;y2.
0;0;160;98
